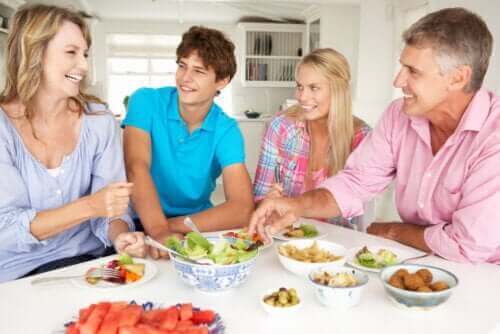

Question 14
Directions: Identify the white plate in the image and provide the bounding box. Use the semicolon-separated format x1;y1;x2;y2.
346;245;415;273
54;301;225;334
71;257;157;290
272;221;328;241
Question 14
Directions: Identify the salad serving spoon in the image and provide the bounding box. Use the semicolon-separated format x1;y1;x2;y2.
183;217;202;234
144;236;214;265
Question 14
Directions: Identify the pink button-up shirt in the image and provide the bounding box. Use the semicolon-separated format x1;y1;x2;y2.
320;89;500;264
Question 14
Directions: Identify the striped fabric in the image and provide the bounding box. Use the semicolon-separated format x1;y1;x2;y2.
253;113;371;228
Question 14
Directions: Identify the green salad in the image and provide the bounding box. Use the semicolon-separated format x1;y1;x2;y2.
355;246;398;268
165;232;257;265
283;223;319;238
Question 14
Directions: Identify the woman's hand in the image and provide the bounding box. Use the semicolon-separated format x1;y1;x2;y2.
88;182;133;218
113;231;146;258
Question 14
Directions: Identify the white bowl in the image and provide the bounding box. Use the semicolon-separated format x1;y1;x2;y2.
260;288;302;316
308;266;369;309
380;264;458;310
277;239;347;276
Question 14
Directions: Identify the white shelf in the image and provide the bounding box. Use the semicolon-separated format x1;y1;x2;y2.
0;27;8;34
242;81;296;88
246;55;301;60
239;22;306;88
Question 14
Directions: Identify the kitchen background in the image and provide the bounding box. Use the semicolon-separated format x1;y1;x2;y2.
0;0;498;223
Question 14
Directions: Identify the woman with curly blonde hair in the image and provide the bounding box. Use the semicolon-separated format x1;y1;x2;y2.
0;4;145;282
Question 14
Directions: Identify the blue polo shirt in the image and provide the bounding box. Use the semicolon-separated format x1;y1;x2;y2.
122;87;245;217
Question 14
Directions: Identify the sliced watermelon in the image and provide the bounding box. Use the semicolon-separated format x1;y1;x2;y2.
136;324;170;334
191;311;215;325
159;307;178;331
117;305;142;327
79;304;96;324
179;304;193;321
80;302;111;334
117;325;147;334
65;323;79;334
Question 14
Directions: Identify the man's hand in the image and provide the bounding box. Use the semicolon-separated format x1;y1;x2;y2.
367;222;400;240
248;196;302;243
367;222;432;252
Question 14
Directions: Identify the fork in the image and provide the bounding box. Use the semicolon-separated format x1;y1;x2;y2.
30;267;121;285
401;253;433;264
274;162;281;183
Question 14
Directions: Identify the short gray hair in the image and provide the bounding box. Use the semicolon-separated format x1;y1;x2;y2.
403;7;493;93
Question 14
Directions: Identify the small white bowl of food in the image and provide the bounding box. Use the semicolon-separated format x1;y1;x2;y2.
260;287;302;316
309;266;369;309
277;239;346;276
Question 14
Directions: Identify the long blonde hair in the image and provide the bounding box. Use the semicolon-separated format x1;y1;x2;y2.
286;48;354;177
0;4;102;118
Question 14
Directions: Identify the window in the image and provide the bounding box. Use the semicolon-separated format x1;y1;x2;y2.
106;33;233;117
107;56;177;117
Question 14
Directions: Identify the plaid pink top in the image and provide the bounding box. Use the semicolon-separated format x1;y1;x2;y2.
253;114;371;204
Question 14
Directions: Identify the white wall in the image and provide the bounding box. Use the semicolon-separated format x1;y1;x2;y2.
354;0;500;221
318;4;360;99
429;0;500;94
355;0;500;127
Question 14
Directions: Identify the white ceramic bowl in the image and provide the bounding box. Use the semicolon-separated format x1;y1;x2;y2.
380;264;458;310
277;239;347;276
260;288;302;316
308;266;369;309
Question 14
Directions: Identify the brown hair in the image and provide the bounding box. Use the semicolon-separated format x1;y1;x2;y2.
176;25;237;82
0;4;103;118
403;7;493;92
286;48;354;177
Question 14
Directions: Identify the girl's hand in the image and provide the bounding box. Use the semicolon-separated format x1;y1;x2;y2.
265;183;284;199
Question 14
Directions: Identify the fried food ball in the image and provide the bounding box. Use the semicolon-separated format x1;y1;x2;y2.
393;268;409;279
416;268;433;285
416;286;433;292
388;274;405;289
403;273;426;291
430;281;449;291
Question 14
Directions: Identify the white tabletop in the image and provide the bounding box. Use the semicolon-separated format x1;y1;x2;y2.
1;220;500;334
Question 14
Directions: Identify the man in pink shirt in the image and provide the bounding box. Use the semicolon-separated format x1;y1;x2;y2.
249;7;500;264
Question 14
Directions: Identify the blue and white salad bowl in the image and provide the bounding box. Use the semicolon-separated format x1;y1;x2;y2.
170;237;258;292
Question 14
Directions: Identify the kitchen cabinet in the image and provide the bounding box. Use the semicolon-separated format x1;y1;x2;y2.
0;0;24;34
238;22;306;88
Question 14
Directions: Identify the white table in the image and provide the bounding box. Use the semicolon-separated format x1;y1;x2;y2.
1;221;500;334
